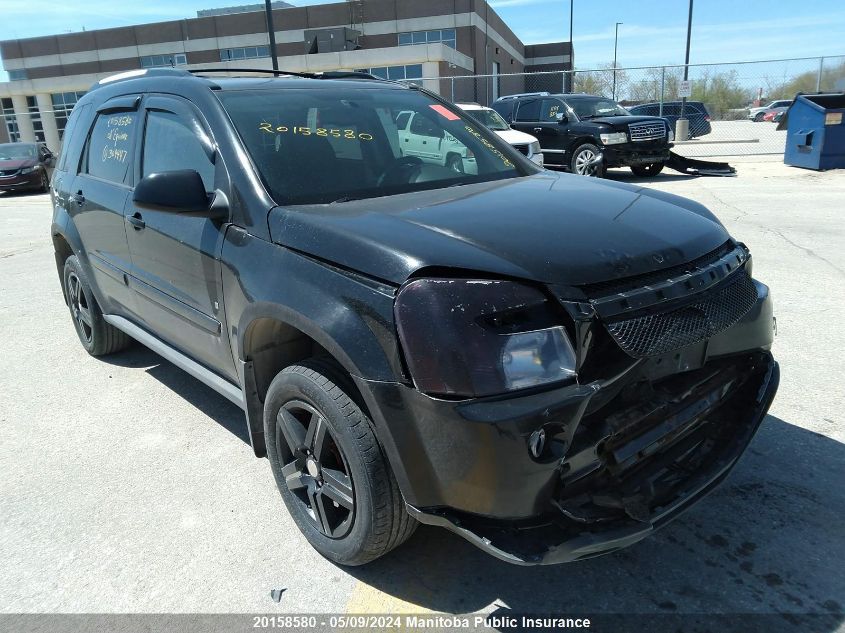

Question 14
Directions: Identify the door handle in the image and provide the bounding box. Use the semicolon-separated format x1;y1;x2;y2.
69;191;85;206
533;127;543;134
127;213;145;230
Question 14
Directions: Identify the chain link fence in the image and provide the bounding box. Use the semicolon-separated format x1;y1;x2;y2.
412;55;845;157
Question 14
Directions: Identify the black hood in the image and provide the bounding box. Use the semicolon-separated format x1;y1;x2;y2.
268;172;729;286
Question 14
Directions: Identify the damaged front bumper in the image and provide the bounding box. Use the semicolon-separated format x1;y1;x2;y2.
358;260;778;565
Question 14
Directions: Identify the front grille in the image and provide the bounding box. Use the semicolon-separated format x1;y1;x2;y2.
0;169;19;177
628;121;667;142
513;144;529;156
605;271;758;358
582;240;736;298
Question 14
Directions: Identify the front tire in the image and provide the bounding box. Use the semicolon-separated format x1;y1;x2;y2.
754;112;765;122
63;255;132;356
570;143;606;177
630;162;665;177
39;169;50;193
264;358;416;566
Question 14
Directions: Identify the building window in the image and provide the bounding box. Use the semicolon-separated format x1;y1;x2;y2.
51;91;86;140
8;69;27;81
139;53;187;68
27;96;45;142
398;29;456;49
220;46;270;61
359;64;424;85
1;98;20;142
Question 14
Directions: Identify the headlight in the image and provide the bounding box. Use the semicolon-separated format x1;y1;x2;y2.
599;132;628;145
668;127;675;141
19;167;35;175
529;141;541;155
395;278;577;397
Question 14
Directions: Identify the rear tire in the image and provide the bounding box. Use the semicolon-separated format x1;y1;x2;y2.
630;162;665;177
445;153;464;173
63;255;132;356
264;358;416;566
570;143;605;177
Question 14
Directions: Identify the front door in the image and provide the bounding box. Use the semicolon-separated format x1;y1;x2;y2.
124;95;236;381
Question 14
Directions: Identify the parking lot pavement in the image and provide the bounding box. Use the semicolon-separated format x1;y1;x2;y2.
673;119;786;157
0;162;843;624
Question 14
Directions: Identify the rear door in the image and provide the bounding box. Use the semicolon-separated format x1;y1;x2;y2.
123;95;236;380
512;98;570;166
71;96;140;316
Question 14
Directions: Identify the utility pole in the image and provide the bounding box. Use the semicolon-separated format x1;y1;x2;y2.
265;0;279;70
568;0;573;92
677;0;694;140
612;22;622;100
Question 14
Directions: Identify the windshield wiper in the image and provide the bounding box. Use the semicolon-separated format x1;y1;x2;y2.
329;195;367;204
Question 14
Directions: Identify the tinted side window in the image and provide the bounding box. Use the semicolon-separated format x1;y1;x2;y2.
57;104;91;173
515;99;541;122
83;112;138;184
142;111;214;192
540;99;565;122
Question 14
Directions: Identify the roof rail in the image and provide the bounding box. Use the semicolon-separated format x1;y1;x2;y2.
495;91;550;101
187;68;383;81
91;68;192;90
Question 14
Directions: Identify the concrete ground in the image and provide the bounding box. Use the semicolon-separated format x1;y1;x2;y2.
0;160;843;627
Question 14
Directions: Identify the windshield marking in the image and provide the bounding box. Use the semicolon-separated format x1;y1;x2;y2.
259;122;373;141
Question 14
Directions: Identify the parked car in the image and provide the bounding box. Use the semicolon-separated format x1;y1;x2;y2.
748;99;792;122
456;102;543;166
627;101;712;139
764;107;789;122
773;109;787;123
51;68;778;567
395;109;477;173
0;142;55;193
492;92;673;177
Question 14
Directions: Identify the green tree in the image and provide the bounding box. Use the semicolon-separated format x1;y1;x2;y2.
574;63;629;99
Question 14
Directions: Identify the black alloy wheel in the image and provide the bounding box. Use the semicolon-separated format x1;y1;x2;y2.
276;400;355;538
66;270;93;346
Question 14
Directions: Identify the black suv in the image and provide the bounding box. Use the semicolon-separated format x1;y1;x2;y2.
493;92;673;177
627;101;712;139
51;68;778;566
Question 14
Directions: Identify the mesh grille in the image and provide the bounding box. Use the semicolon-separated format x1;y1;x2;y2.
0;169;19;177
606;272;758;358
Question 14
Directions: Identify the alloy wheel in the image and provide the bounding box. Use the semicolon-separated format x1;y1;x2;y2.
276;400;355;538
67;272;93;344
575;148;599;176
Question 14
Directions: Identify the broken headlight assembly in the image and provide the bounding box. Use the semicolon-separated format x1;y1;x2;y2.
395;278;576;398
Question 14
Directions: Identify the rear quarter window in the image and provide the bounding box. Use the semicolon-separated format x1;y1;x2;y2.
57;103;92;173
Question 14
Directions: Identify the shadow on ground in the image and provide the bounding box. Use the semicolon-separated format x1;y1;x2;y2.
102;343;250;445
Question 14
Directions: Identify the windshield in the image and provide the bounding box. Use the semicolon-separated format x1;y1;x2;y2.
0;143;37;160
464;108;510;131
568;97;630;120
218;87;526;205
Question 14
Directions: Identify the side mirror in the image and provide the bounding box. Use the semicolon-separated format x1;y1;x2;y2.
134;170;210;214
557;115;569;124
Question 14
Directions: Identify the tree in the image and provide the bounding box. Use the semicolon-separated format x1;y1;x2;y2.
765;60;845;100
688;68;750;117
574;63;629;99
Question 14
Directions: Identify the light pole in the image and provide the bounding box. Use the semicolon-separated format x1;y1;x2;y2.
265;0;279;71
678;0;694;140
567;0;573;91
612;22;622;100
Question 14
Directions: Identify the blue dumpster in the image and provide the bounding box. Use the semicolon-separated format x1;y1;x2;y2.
783;93;845;170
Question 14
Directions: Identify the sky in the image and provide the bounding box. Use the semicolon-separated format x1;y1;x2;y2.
0;0;843;81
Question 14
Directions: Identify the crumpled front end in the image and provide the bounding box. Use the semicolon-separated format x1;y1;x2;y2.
362;240;778;565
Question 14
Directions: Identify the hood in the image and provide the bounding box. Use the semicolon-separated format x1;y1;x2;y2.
586;115;666;127
268;172;730;287
495;128;538;145
0;158;37;171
